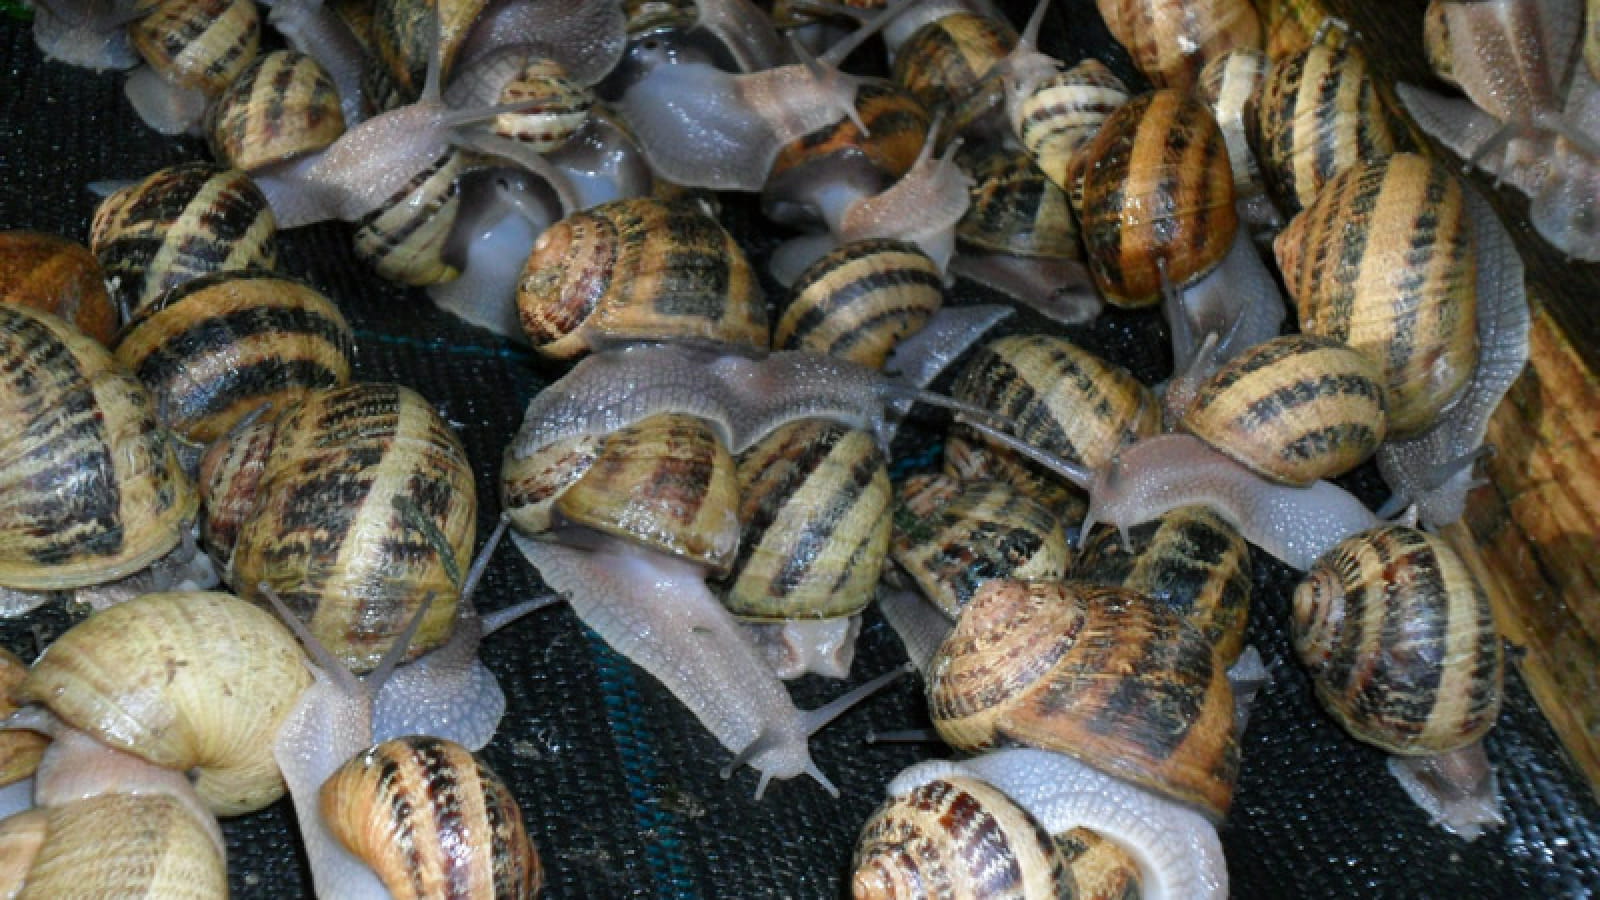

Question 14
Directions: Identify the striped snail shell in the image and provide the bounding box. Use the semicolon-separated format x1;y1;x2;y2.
1075;505;1252;666
445;49;593;153
928;579;1240;820
0;648;46;788
90;162;278;318
351;146;463;286
941;432;1088;530
367;0;486;107
206;49;346;172
1274;153;1479;438
1195;47;1277;226
890;473;1071;620
200;382;476;672
956;143;1081;261
501;411;741;571
1423;0;1456;86
18;590;314;815
125;0;261;134
321;736;542;900
113;269;356;462
775;239;943;369
0;230;118;346
516;196;768;359
0;304;197;594
1246;34;1397;216
891;11;1017;117
1078;89;1237;308
1009;57;1131;203
1293;525;1504;755
1178;334;1389;486
1258;0;1328;59
1094;0;1262;91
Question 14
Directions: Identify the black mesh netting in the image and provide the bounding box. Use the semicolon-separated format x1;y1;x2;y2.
2;2;1599;897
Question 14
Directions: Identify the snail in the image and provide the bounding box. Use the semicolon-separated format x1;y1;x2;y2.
0;649;45;819
1195;47;1281;230
206;49;347;174
888;4;1017;133
0;303;214;618
927;579;1240;820
1293;525;1505;839
199;381;477;672
122;0;261;135
255;0;372;125
90;162;279;318
26;0;145;72
775;239;946;369
1094;0;1261;91
0;230;118;346
1007;57;1130;205
854;747;1228;900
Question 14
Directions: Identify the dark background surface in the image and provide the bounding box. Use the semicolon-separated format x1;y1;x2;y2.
2;0;1600;896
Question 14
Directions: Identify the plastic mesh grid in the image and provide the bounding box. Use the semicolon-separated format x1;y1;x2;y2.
2;4;1599;897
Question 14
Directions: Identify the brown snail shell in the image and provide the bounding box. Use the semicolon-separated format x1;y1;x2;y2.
90;162;278;317
941;432;1089;529
956;143;1082;260
502;412;742;572
368;0;487;107
0;648;46;787
1075;504;1252;666
200;382;476;672
1247;35;1397;216
1195;47;1274;219
321;735;543;900
517;197;769;360
18;590;314;815
775;239;943;369
1095;0;1262;91
351;148;463;286
207;49;346;172
1274;153;1478;438
890;473;1072;620
1010;58;1132;203
0;303;197;592
1259;0;1328;60
1292;525;1503;755
1179;334;1389;486
718;419;891;620
0;230;118;346
129;0;261;96
768;80;932;188
891;12;1017;117
1078;89;1237;308
113;268;356;450
928;579;1240;820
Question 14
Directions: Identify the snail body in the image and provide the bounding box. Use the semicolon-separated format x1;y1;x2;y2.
28;0;143;72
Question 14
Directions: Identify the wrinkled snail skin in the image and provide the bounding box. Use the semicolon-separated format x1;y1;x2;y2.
866;749;1227;900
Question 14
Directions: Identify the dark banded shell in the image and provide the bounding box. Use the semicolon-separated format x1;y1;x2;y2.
506;413;741;572
1293;525;1504;755
891;13;1017;116
0;304;196;591
517;197;768;360
129;0;260;94
0;231;118;345
1011;58;1131;202
1275;153;1478;438
852;774;1074;900
1181;334;1389;486
351;149;462;286
113;269;355;447
776;239;943;368
719;420;891;620
1078;90;1237;308
1095;0;1261;91
490;57;592;151
207;50;346;172
952;333;1160;482
1075;504;1252;666
1056;828;1142;900
770;80;932;187
321;736;542;900
941;433;1088;530
957;145;1081;260
891;474;1071;620
207;383;475;672
1247;37;1397;215
1259;0;1327;59
369;0;488;105
929;580;1240;820
90;163;278;317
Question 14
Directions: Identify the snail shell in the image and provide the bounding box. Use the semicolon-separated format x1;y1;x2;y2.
928;579;1240;820
890;473;1072;620
207;49;347;172
0;649;46;788
1075;505;1252;666
90;163;278;317
0;303;197;592
768;80;932;197
0;231;118;346
113;268;356;453
1292;525;1504;755
445;49;594;153
1179;334;1389;486
891;11;1016;116
516;197;769;360
776;239;943;369
1275;153;1479;438
201;382;476;672
1095;0;1262;91
350;147;463;286
125;0;261;133
1010;58;1132;203
1195;47;1277;225
1078;89;1237;308
1247;35;1397;216
18;590;314;815
718;419;891;620
321;735;543;900
368;0;487;107
956;143;1081;261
